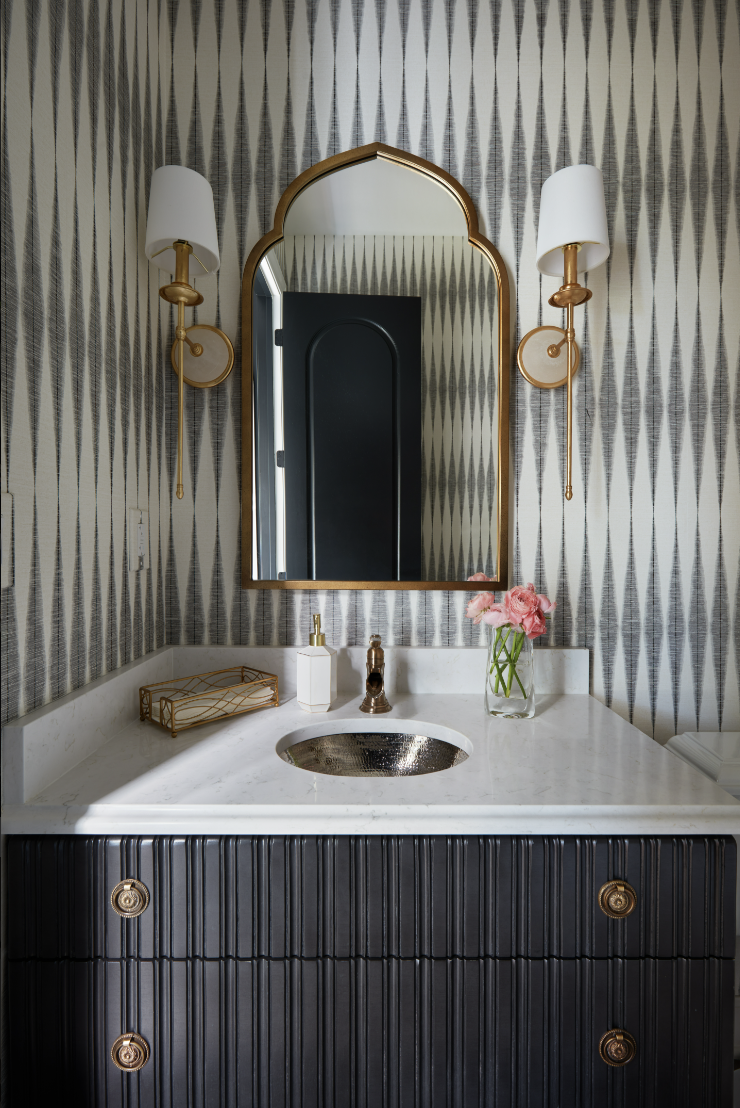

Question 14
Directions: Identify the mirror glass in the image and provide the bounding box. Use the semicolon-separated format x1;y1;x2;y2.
248;152;506;586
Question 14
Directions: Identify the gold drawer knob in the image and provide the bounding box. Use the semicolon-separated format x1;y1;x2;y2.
599;1028;637;1066
110;879;149;918
111;1032;149;1071
598;880;637;919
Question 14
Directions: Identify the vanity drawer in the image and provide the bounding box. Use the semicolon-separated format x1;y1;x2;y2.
8;834;736;960
7;955;734;1107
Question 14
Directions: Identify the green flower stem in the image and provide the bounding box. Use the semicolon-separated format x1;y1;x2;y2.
506;632;526;697
490;628;510;693
489;629;503;692
489;627;528;699
504;632;527;698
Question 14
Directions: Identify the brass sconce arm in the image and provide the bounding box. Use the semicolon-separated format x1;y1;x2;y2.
154;241;232;500
158;241;204;500
517;242;592;502
549;243;591;501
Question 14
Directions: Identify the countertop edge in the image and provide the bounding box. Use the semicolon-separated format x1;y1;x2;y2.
4;803;740;836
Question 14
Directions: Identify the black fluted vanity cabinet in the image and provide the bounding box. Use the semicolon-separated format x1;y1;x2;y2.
7;835;736;1106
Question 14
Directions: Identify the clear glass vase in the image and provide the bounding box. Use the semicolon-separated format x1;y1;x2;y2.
485;627;535;718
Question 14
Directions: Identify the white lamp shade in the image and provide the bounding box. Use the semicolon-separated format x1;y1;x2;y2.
536;164;609;276
145;165;220;276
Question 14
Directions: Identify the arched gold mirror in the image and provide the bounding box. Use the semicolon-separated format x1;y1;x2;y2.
241;143;509;590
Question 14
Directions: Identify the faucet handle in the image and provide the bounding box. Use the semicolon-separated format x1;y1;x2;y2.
367;634;384;668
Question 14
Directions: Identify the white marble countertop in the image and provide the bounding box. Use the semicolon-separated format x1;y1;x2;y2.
4;686;740;835
666;732;740;797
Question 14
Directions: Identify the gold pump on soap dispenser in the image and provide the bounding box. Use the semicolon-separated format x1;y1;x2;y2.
309;615;325;645
297;614;337;712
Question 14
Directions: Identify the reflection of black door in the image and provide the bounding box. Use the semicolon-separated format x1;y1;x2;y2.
253;269;277;579
282;292;421;581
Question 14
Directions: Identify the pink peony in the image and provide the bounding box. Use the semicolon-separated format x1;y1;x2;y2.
503;583;540;624
464;580;556;640
522;608;547;639
465;591;495;624
481;603;509;628
537;593;556;615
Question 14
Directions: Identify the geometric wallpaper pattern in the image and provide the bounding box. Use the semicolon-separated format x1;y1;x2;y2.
1;0;738;745
280;233;499;581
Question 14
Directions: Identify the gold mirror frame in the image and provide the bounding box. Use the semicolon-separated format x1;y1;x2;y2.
241;142;510;591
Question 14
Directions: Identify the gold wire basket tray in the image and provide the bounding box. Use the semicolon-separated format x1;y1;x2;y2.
139;666;279;737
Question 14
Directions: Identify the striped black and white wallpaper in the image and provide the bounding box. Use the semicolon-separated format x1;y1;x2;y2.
1;0;738;745
281;233;499;581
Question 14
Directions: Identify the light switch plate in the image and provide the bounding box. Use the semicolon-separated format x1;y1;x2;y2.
1;492;13;588
128;508;150;572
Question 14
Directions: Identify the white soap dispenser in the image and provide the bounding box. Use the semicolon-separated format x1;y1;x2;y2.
297;614;337;712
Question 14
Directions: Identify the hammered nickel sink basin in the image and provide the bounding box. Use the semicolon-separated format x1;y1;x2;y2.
276;719;472;778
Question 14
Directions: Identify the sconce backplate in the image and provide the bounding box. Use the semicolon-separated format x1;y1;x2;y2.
170;324;234;387
517;325;580;389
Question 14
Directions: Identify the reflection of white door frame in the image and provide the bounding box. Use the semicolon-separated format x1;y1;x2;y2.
260;254;287;577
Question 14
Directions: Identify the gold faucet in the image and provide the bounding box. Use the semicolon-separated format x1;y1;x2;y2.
359;634;392;714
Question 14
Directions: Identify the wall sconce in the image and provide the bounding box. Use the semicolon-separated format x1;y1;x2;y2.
145;166;234;500
517;165;609;501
